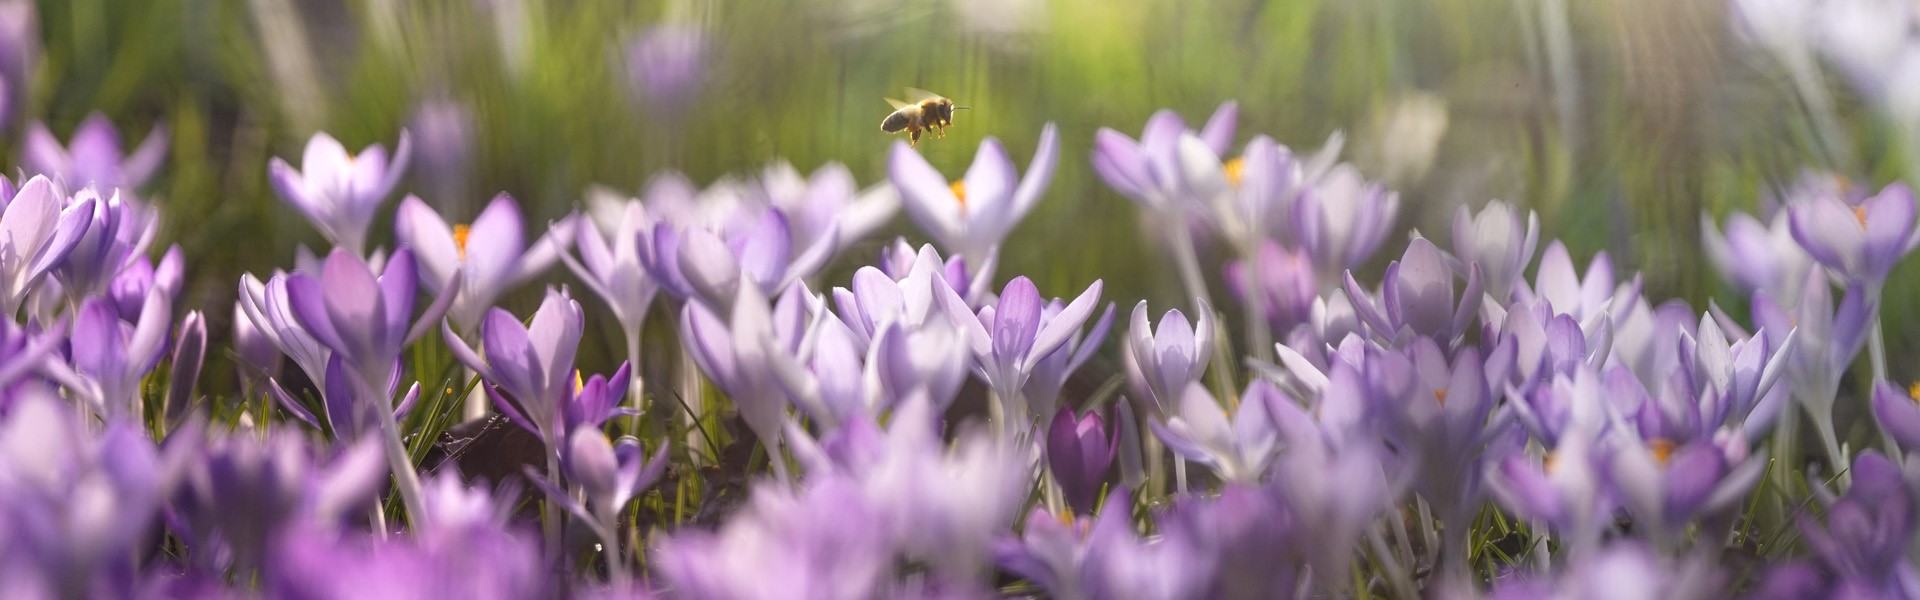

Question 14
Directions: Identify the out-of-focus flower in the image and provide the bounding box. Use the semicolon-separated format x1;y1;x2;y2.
1047;406;1117;514
889;123;1060;269
1091;103;1238;215
569;188;662;336
1788;182;1920;285
1024;297;1116;424
394;193;568;332
623;23;709;116
753;161;899;257
268;131;413;257
1486;542;1725;600
1289;163;1399;279
1488;368;1612;553
0;176;94;314
1150;381;1280;483
1345;237;1484;343
961;276;1104;432
1361;92;1450;186
1223;240;1315;338
1081;489;1213;600
61;295;169;420
108;244;182;323
1703;210;1810;304
1609;429;1767;534
1391;339;1507;527
170;430;386;576
1763;452;1920;598
533;425;669;573
1160;485;1307;598
408;96;475;206
679;281;811;465
647;206;836;312
1519;240;1642;330
832;243;972;349
1750;264;1872;450
995;506;1096;599
1124;300;1214;416
1454;200;1539;305
23;113;168;192
0;1;37;133
269;501;547;600
1872;380;1920;454
654;478;895;600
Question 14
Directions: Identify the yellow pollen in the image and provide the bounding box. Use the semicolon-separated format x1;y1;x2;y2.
1854;206;1869;228
1057;509;1075;526
1224;158;1247;189
453;224;472;260
574;369;585;391
1433;388;1448;406
1543;451;1557;474
1907;382;1920;403
1650;439;1676;466
949;181;967;209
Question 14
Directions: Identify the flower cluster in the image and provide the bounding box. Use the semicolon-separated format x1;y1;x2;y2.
0;82;1918;600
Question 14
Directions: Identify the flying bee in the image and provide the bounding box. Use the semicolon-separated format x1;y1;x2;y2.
881;88;970;146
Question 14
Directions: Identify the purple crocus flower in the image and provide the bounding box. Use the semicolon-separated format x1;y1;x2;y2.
444;287;587;446
995;506;1098;599
1488;368;1613;554
169;430;386;576
568;190;661;336
55;186;157;302
1080;488;1213;600
1518;240;1643;330
408;96;474;204
1789;182;1920;285
107;244;182;323
889;122;1060;269
268;131;413;257
1024;297;1116;423
1391;338;1508;531
1871;380;1920;454
832;242;974;349
1048;406;1117;514
286;247;447;413
647;206;836;312
0;175;94;315
269;509;547;600
678;281;812;472
1453;200;1539;305
1779;451;1920;598
1090;103;1239;216
1344;236;1484;343
1486;542;1725;600
23;113;168;192
961;276;1105;433
394;193;569;332
237;270;332;399
1223;240;1315;338
655;478;895;600
767;313;876;429
1703;209;1810;303
753;160;900;256
623;23;709;115
529;425;669;580
0;1;34;133
1124;300;1214;416
60;295;169;420
1290;163;1399;280
1149;381;1279;483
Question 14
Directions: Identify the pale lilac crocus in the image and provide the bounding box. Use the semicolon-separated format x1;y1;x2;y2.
623;23;709;115
1223;240;1315;338
23;113;168;192
443;287;587;448
959;275;1105;434
1290;163;1400;282
1519;240;1643;331
56;186;157;302
1788;182;1920;285
679;281;812;478
1702;209;1810;304
267;131;413;257
533;425;668;583
647;206;836;312
394;193;570;332
1024;298;1117;424
0;175;93;315
237;270;332;402
1453;200;1539;305
1149;381;1280;484
889;122;1060;271
1344;237;1484;344
1871;380;1920;453
753;160;900;256
60;295;169;421
569;189;662;337
1091;103;1239;217
1124;300;1214;416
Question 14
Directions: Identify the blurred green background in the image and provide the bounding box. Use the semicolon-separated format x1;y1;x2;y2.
21;0;1920;396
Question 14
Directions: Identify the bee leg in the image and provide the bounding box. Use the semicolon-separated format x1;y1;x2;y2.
910;129;921;146
935;124;945;139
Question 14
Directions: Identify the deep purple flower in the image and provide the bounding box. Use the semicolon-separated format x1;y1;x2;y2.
0;175;94;314
1223;239;1315;338
23;113;168;192
890;122;1060;268
394;193;569;331
1048;407;1117;514
1789;182;1920;284
1124;300;1214;416
1149;381;1279;483
1091;103;1238;215
108;244;182;323
268;131;413;256
54;186;157;302
1345;236;1484;343
1453;200;1539;305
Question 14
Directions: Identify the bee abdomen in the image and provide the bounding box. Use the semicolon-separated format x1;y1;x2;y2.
881;111;914;133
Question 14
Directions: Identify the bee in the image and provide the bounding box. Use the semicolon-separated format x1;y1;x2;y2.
881;88;970;146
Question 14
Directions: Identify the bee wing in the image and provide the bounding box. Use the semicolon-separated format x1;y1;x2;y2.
903;87;945;102
884;97;915;110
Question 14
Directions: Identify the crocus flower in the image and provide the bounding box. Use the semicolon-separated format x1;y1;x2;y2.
1871;380;1920;453
1080;487;1213;600
1149;382;1279;483
1486;542;1726;600
1788;182;1920;285
568;190;661;336
654;478;895;600
678;281;811;471
237;270;332;397
1290;163;1399;280
0;175;93;314
1610;430;1768;536
961;276;1105;433
286;247;447;410
60;295;170;420
408;96;474;204
1090;103;1239;216
1024;297;1116;424
268;131;413;256
1392;338;1508;529
1158;484;1306;598
1048;407;1117;514
647;206;837;312
995;506;1098;599
1345;237;1484;343
394;193;569;332
623;23;709;115
1782;451;1920;598
1453;200;1539;305
1702;209;1810;304
531;425;669;580
23;113;168;192
832;243;973;349
108;244;182;323
753;160;900;256
444;287;586;446
1124;300;1214;416
1223;240;1315;338
889;122;1060;268
0;0;34;132
56;186;157;302
1488;368;1613;554
169;430;386;576
1518;240;1643;330
268;510;547;600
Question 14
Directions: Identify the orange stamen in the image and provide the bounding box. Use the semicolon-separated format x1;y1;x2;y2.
453;224;472;260
1433;388;1448;406
950;181;967;209
1907;382;1920;403
1224;158;1247;189
1650;439;1676;466
1854;206;1869;228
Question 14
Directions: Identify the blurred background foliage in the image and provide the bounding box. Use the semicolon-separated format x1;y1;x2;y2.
19;0;1919;397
